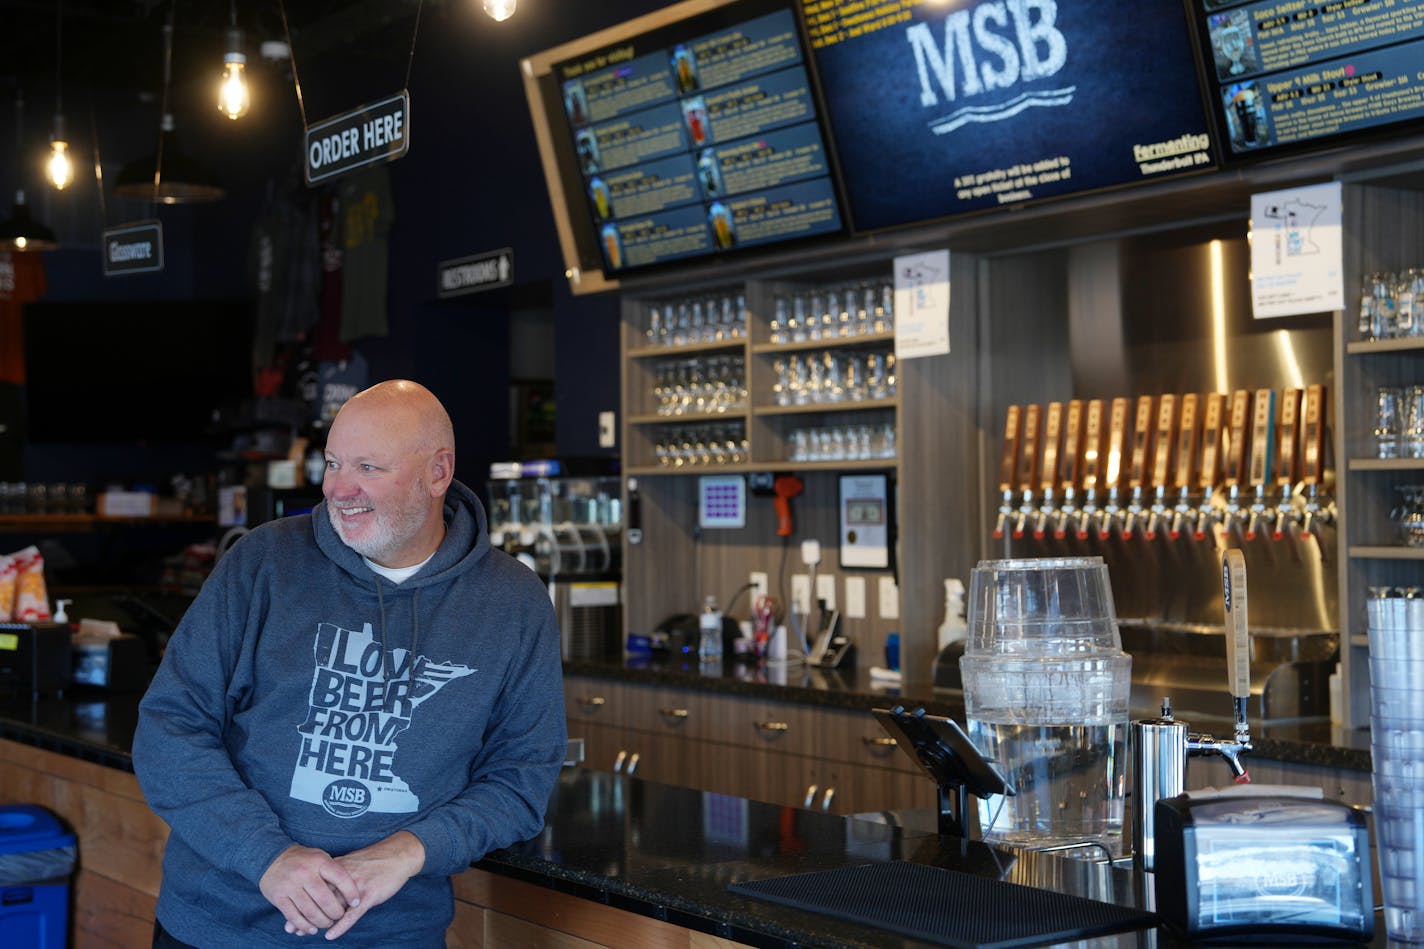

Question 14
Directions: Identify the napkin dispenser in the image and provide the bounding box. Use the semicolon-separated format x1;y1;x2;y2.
0;622;71;694
71;633;148;691
1153;786;1373;943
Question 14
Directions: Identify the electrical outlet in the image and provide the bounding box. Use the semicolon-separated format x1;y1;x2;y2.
597;410;616;448
791;574;811;615
844;576;866;618
878;575;900;619
815;573;836;611
749;571;769;599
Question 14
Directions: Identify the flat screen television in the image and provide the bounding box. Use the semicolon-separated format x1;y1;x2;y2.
23;301;253;444
523;0;846;291
1189;0;1424;162
804;0;1218;233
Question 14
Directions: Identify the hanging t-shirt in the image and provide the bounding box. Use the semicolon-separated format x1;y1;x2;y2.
315;351;370;430
338;166;394;343
312;190;351;363
0;250;47;384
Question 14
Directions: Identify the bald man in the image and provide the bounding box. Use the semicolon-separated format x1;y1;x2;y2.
135;381;566;948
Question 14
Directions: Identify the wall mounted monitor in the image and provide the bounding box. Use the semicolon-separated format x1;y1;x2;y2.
802;0;1217;233
524;0;846;291
1191;0;1424;161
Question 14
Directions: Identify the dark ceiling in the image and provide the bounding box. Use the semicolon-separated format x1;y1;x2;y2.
0;1;430;116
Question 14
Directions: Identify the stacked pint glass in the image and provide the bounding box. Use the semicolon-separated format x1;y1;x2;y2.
1368;586;1424;942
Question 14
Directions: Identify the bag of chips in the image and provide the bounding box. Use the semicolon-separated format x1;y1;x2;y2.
0;553;15;621
10;546;52;622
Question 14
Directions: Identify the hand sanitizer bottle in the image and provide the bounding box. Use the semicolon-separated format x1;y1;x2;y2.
937;579;966;653
699;595;723;661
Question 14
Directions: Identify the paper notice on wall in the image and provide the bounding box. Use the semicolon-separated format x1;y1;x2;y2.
893;249;950;359
1250;182;1343;319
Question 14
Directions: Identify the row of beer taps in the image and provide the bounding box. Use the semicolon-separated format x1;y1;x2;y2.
992;385;1335;551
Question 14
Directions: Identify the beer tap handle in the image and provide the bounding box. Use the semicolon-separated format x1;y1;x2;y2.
1012;404;1041;540
1036;402;1063;540
1195;394;1225;540
1055;400;1084;540
1243;389;1276;541
1273;388;1302;540
1123;395;1155;539
1098;398;1129;540
1223;390;1253;527
1300;384;1330;557
1222;548;1253;768
1145;394;1178;540
992;405;1021;540
1077;400;1104;540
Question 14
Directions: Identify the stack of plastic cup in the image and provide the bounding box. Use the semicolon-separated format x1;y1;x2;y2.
959;557;1132;856
1367;586;1424;942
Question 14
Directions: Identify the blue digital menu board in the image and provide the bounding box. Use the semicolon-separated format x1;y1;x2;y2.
802;0;1216;233
1193;0;1424;159
553;0;844;274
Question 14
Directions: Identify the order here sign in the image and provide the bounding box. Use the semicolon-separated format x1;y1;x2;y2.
304;91;410;186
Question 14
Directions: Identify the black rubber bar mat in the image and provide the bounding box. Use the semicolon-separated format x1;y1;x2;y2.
729;860;1157;949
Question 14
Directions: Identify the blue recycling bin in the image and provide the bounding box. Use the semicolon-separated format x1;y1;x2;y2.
0;805;77;949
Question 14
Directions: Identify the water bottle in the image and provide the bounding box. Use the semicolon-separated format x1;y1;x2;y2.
699;595;723;661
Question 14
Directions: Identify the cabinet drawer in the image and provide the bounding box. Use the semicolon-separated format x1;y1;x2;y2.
813;706;919;775
703;693;822;756
563;676;629;726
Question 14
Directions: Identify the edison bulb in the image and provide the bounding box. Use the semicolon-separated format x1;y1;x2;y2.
218;57;250;120
47;140;73;190
483;0;516;21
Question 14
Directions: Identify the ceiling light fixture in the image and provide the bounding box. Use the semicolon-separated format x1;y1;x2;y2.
2;92;59;251
47;0;73;190
218;1;250;120
483;0;516;22
113;7;225;204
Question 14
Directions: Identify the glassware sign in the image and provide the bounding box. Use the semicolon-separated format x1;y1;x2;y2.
552;1;844;274
1194;0;1424;160
803;0;1215;233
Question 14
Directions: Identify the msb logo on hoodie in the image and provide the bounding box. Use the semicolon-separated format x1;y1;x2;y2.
291;622;475;818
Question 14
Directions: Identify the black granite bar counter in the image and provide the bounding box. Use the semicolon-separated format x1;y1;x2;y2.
479;767;1390;949
565;656;1373;773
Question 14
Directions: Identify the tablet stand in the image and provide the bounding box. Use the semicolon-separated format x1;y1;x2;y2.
872;705;1013;839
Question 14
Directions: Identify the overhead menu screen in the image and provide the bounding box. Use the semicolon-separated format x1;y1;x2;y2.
802;0;1216;233
553;1;844;275
1194;0;1424;158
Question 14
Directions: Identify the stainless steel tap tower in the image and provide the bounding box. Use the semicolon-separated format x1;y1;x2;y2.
1131;548;1254;872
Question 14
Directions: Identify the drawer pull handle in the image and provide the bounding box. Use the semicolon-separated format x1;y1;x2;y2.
862;736;898;748
754;720;790;733
658;707;690;720
577;696;607;709
803;784;819;808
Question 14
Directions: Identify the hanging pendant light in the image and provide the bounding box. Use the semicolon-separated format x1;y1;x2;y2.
218;1;250;121
112;7;225;204
113;113;226;204
0;191;59;252
47;0;73;190
483;0;516;22
1;92;58;251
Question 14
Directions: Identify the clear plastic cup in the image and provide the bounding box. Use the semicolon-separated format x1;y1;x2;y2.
965;556;1124;657
1373;687;1424;723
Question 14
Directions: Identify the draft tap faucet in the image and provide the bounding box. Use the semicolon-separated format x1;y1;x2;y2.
1054;487;1078;540
1144;486;1172;540
1169;487;1197;540
991;489;1015;541
1121;486;1146;539
1243;484;1274;541
1097;488;1122;540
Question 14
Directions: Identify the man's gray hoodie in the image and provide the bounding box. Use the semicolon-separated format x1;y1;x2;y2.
134;480;566;947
